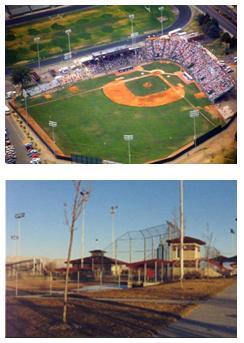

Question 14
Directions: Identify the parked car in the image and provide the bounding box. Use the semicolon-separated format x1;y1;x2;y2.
30;157;41;164
24;142;33;151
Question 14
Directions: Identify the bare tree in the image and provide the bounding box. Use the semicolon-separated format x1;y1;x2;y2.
63;181;90;323
204;224;220;278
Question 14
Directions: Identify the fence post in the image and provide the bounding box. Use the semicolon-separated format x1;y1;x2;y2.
49;271;52;295
155;261;157;283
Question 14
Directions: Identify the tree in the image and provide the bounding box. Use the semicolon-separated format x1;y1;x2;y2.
62;181;90;323
11;66;32;90
197;14;205;26
45;261;57;272
203;224;220;278
229;36;237;49
205;23;221;39
221;32;231;43
202;13;211;27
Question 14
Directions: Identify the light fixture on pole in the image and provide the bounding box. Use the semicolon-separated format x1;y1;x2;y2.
48;120;57;143
34;36;41;69
158;6;164;35
65;29;72;59
189;110;200;147
179;181;184;284
110;206;118;259
80;190;90;268
123;134;134;164
128;14;135;49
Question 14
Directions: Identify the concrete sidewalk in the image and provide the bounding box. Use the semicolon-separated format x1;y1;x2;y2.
157;281;237;338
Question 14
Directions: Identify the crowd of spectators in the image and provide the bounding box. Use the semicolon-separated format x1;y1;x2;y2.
144;36;234;101
26;36;234;102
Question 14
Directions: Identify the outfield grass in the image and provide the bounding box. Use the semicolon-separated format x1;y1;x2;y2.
27;65;223;163
143;62;182;73
126;75;168;96
6;5;176;66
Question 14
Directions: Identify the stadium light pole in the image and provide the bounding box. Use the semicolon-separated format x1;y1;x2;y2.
13;212;25;296
65;29;72;59
34;36;41;70
158;6;164;35
110;206;118;260
189;110;200;148
128;14;135;48
11;234;19;296
179;181;184;286
123;134;133;164
22;89;29;133
14;212;25;260
80;190;90;268
230;228;235;256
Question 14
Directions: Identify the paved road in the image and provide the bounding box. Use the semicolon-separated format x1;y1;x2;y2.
5;115;29;164
5;5;192;74
5;5;93;26
197;5;237;36
157;282;237;338
217;5;237;23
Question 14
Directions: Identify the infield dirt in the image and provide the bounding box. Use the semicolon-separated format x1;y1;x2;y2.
103;74;185;107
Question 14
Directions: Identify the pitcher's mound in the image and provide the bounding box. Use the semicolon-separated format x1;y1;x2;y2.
143;82;152;89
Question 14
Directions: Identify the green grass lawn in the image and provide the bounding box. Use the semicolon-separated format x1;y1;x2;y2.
26;65;223;163
143;62;182;73
6;5;176;66
164;74;184;86
126;75;168;96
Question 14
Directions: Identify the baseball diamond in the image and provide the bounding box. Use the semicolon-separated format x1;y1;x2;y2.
23;58;224;163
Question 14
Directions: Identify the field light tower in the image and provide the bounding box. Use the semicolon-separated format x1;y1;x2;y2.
158;6;164;35
80;189;90;268
189;110;200;147
179;181;184;283
65;29;72;59
110;206;118;259
34;36;41;69
128;14;135;48
12;212;25;296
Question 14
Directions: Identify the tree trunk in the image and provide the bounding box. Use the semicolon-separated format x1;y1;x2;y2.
63;225;75;323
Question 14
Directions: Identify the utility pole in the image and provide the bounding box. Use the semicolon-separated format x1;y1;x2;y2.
158;6;164;35
80;189;90;268
129;14;135;49
110;206;118;260
34;36;41;69
179;181;184;285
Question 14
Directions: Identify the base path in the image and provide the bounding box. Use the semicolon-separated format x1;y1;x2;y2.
157;281;237;338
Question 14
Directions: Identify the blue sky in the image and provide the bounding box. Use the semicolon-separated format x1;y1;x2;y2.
6;180;237;259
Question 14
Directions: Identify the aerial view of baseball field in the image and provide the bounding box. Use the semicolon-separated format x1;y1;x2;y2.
5;5;236;163
25;63;222;163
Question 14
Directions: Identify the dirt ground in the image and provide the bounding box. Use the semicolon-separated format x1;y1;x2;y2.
6;277;235;338
103;75;184;107
195;92;206;99
69;85;79;93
